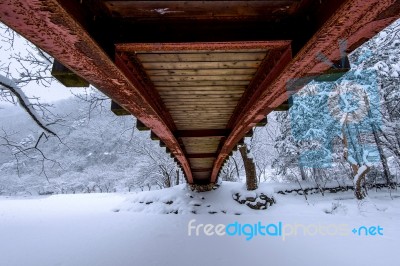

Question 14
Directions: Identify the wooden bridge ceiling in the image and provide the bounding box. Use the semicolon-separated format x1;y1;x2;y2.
116;41;289;182
103;1;302;20
0;0;399;185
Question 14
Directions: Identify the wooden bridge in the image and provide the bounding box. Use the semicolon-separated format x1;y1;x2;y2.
1;0;399;188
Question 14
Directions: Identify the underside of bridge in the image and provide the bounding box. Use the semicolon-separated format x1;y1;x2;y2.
0;0;399;186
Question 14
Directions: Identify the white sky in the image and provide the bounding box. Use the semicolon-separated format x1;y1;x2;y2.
0;25;76;104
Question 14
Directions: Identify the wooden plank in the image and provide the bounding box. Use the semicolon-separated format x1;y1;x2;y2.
193;173;211;180
185;146;220;150
245;128;254;137
111;100;130;116
147;68;257;76
188;155;217;161
136;49;269;54
153;80;249;86
169;110;235;114
170;110;234;113
178;125;227;130
159;91;244;96
174;120;230;125
274;100;290;111
183;137;222;143
136;120;149;131
187;153;217;158
165;102;240;106
172;115;231;120
174;104;235;108
168;105;235;111
185;147;219;153
176;130;229;138
151;131;160;140
166;104;237;107
165;105;236;110
173;113;232;118
161;93;242;102
176;122;228;125
167;105;236;108
184;145;221;149
172;116;231;120
177;122;228;125
190;164;214;169
170;112;233;116
185;143;220;146
51;59;89;87
150;75;253;82
256;117;268;127
165;99;239;103
184;146;218;152
191;168;213;173
105;1;297;19
157;86;245;91
137;52;267;62
175;119;229;122
142;61;261;69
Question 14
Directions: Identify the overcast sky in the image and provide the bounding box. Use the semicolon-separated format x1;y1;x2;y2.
0;24;76;104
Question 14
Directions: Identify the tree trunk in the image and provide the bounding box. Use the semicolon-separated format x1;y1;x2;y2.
372;125;391;184
239;144;258;190
299;165;307;181
342;122;370;200
366;93;391;184
355;166;370;200
175;169;180;186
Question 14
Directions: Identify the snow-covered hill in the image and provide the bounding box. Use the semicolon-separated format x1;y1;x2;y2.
0;97;176;195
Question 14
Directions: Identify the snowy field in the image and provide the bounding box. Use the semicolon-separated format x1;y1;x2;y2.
0;182;399;266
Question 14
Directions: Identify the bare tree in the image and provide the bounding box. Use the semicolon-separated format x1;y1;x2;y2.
0;23;66;179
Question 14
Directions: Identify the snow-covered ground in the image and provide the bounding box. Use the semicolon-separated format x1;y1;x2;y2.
0;182;399;266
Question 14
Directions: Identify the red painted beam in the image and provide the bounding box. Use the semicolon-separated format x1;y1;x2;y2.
115;52;177;131
211;0;400;183
0;0;194;183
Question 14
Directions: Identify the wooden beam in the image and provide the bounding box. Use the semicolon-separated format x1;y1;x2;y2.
245;128;254;138
256;117;268;127
111;100;130;116
150;131;160;141
274;100;290;111
51;59;89;87
175;129;230;138
136;120;150;131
